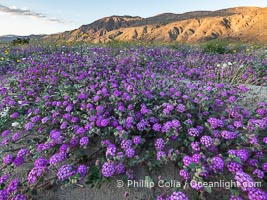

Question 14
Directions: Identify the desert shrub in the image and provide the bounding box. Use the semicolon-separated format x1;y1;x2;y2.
10;38;30;46
202;39;228;54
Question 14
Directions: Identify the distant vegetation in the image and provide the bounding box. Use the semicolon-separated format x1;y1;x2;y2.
201;39;228;54
10;37;30;46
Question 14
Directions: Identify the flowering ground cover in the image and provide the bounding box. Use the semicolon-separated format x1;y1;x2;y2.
0;45;266;200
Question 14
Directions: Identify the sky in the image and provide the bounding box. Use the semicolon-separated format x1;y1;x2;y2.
0;0;266;36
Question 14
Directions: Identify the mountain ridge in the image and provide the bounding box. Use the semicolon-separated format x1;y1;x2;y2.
2;6;267;44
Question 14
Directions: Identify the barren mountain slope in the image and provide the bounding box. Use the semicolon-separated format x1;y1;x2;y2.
43;7;267;43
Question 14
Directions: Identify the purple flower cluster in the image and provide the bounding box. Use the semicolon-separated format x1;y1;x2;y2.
227;162;243;173
157;151;166;161
210;156;224;172
207;118;224;129
34;157;48;167
80;136;89;146
200;135;213;147
7;178;19;193
155;138;165;150
221;130;237;139
49;153;66;165
169;191;189;200
183;155;193;167
77;165;87;178
57;164;76;181
3;154;13;165
234;171;255;191
180;169;190;180
248;188;267;200
28;167;46;184
188;128;200;137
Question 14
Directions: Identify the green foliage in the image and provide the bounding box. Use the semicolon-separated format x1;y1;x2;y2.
85;166;105;188
11;38;30;46
103;39;144;49
202;39;228;54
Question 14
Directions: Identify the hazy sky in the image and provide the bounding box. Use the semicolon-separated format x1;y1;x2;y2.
0;0;266;36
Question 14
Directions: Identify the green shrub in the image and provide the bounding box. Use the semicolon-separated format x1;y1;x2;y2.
202;39;228;54
11;38;30;46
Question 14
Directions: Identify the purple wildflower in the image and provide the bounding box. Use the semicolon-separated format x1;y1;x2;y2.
133;136;141;145
176;104;186;113
11;132;21;141
49;153;66;165
183;155;193;167
248;188;267;200
188;128;200;137
121;139;132;149
80;136;89;147
17;148;29;157
248;159;258;167
227;162;243;173
101;162;116;177
7;178;19;193
261;163;267;171
191;142;201;151
100;119;110;127
221;130;237;140
10;112;19;119
155;138;165;151
77;165;87;177
1;130;10;137
41;116;50;124
200;135;213;147
66;104;73;112
253;169;264;179
106;144;116;158
169;191;189;200
3;154;13;165
236;149;250;162
172;119;181;128
210;156;224;172
34;157;48;167
234;171;255;191
152;123;162;132
156;151;166;161
57;164;75;181
60;121;68;129
180;169;190;180
24;122;34;130
0;174;9;184
125;148;135;158
115;163;125;174
70;137;79;147
0;190;8;200
28;167;46;184
13;156;24;166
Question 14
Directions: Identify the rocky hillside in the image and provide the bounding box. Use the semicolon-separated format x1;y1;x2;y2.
43;7;267;43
